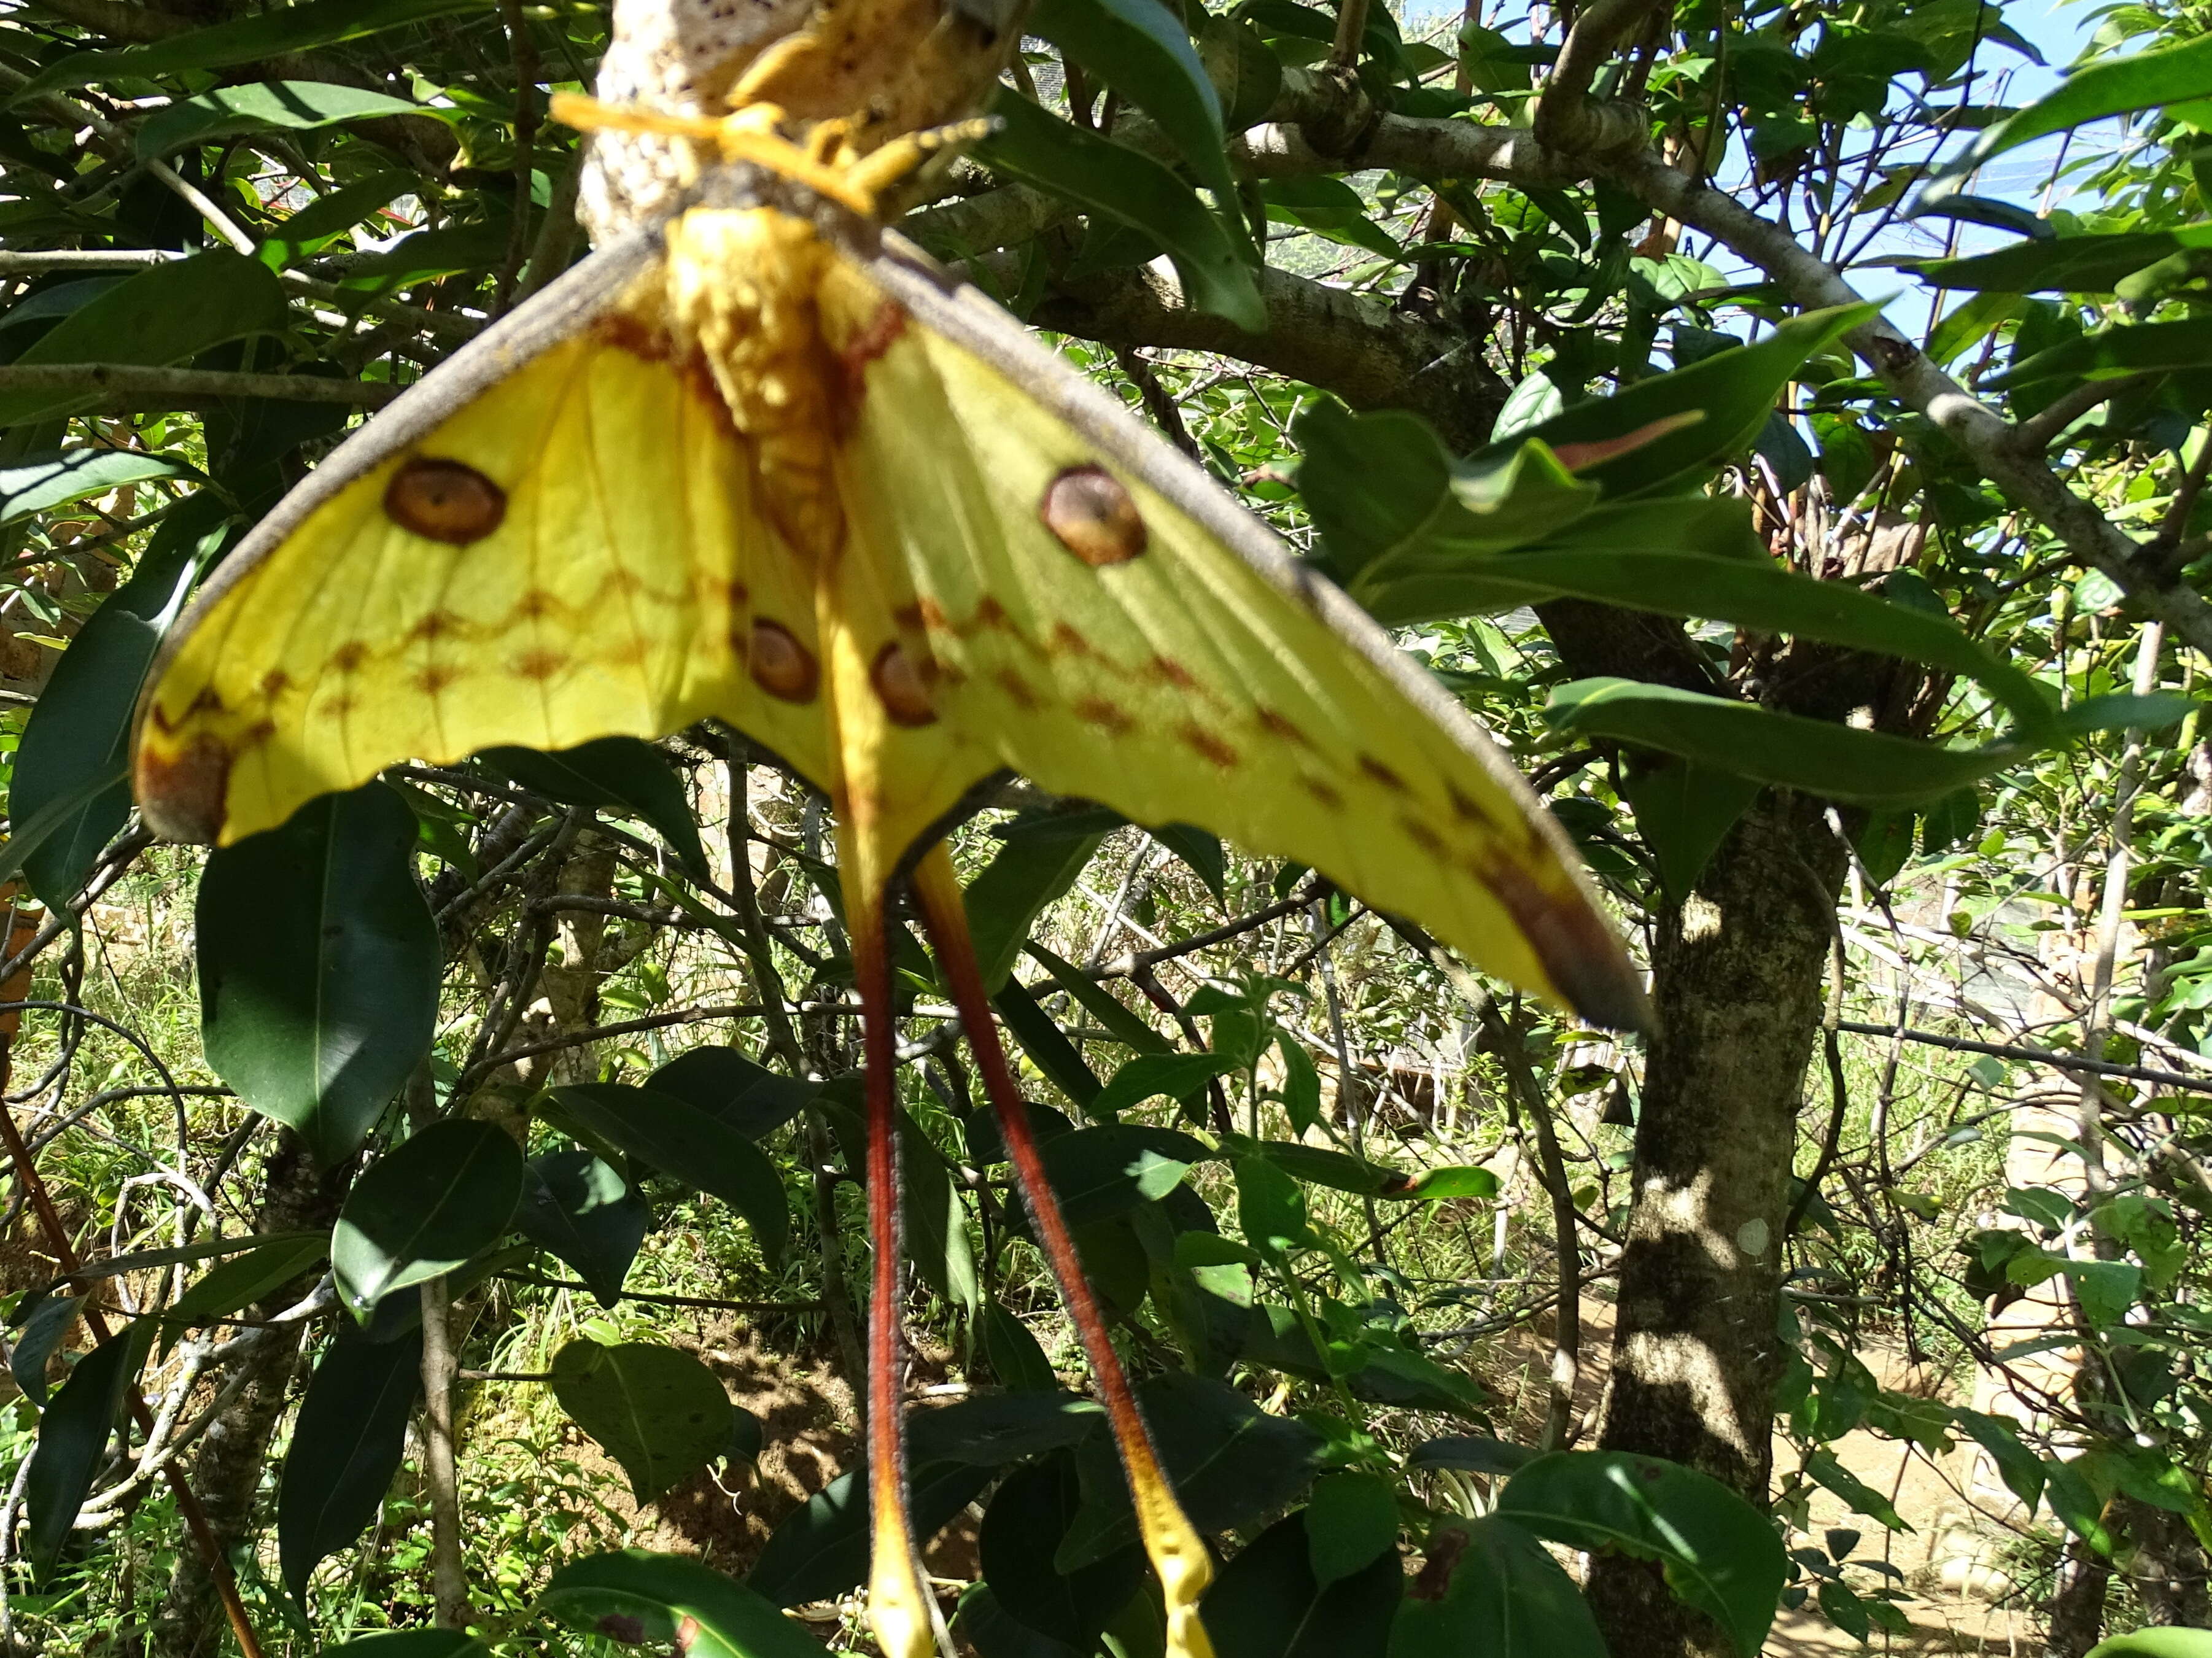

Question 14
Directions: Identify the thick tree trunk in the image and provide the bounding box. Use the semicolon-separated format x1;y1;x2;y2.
2122;1496;2211;1629
2046;1535;2114;1658
152;1131;349;1658
1585;792;1844;1658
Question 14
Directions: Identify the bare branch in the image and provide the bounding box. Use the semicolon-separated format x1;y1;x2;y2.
0;363;403;412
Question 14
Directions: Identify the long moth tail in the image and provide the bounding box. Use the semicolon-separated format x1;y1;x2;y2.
910;845;1218;1658
847;881;937;1658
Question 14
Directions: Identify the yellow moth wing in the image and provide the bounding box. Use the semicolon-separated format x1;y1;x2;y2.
831;247;1647;1029
134;251;828;845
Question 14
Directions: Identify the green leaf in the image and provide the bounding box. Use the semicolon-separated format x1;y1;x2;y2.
1239;1137;1411;1198
1031;0;1238;208
11;1293;83;1408
1389;1514;1605;1658
1197;15;1284;129
14;498;223;904
1475;305;1877;498
982;1452;1145;1646
1408;1435;1537;1476
980;1301;1059;1391
1152;823;1228;904
514;1150;648;1307
1262;177;1400;257
25;1318;153;1575
1949;1409;2044;1517
0;449;199;524
135;82;430;159
1236;1153;1317;1252
257;170;418;269
198;782;440;1166
979;87;1265;332
2044;1455;2115;1555
336;222;513;295
1395;1164;1500;1201
993;975;1106;1111
1913;228;2212;293
2000;313;2212;385
1026;942;1174;1054
2065;1258;2143;1327
1305;1471;1401;1586
1278;1036;1322;1137
1803;1448;1907;1529
964;818;1109;992
2086;1633;2212;1657
1058;1373;1327;1569
541;1550;826;1657
1093;1051;1235;1115
159;1231;329;1352
0;252;287;426
549;1339;734;1503
749;1461;994;1606
481;737;710;881
1949;34;2212;172
1202;1509;1401;1658
331;1119;524;1315
909;1392;1108;1465
958;1582;1091;1658
1618;760;1761;899
548;1083;789;1266
1041;1123;1206;1223
1497;1451;1786;1657
279;1323;420;1600
18;0;498;98
646;1044;818;1139
1544;678;2025;806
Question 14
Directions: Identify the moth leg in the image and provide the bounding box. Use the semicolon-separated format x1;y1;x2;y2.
843;117;996;201
846;880;940;1658
909;845;1220;1658
548;91;876;215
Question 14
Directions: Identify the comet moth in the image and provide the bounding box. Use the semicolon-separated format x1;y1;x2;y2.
130;7;1647;1654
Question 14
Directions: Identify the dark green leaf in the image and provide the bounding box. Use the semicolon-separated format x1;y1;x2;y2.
1026;942;1174;1054
1152;823;1227;904
540;1549;825;1657
1306;1471;1401;1586
980;1301;1059;1391
14;498;224;904
1031;0;1238;207
958;1584;1089;1658
1998;316;2212;385
1948;33;2212;171
1236;1153;1316;1252
26;1318;153;1574
1203;1508;1400;1658
964;818;1109;992
549;1339;734;1503
910;1391;1106;1465
257;170;417;269
331;1119;524;1315
0;252;287;427
1497;1451;1787;1657
135;82;430;159
1389;1514;1605;1657
548;1083;789;1266
481;738;710;881
1240;1137;1412;1198
1543;678;2024;805
514;1151;648;1307
1408;1435;1537;1475
317;1635;488;1657
1093;1052;1235;1115
1949;1409;2044;1516
749;1461;993;1606
979;88;1265;332
18;0;498;97
983;1452;1144;1644
198;782;440;1166
0;449;198;524
993;976;1105;1112
1914;228;2212;293
160;1231;329;1351
1058;1374;1327;1568
1618;760;1761;899
10;1293;82;1409
279;1323;421;1600
1041;1124;1206;1224
1261;177;1400;256
646;1044;817;1139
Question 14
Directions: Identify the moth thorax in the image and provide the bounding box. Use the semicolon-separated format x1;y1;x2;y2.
666;209;828;425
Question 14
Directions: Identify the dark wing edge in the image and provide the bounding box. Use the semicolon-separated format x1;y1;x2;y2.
865;233;1653;1034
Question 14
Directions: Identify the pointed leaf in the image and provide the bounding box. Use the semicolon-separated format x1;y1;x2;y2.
25;1318;153;1573
549;1338;734;1503
514;1151;649;1307
540;1549;825;1657
198;781;440;1166
331;1120;524;1315
1201;1509;1401;1658
1389;1513;1605;1657
279;1323;421;1600
548;1083;788;1266
481;737;710;881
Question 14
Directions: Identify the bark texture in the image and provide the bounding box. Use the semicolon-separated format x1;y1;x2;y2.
152;1132;350;1658
1583;792;1845;1657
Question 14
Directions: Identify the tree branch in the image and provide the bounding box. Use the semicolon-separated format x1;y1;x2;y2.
0;363;403;412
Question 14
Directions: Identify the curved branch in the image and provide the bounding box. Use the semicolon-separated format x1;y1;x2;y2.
0;363;403;413
1030;261;1507;451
